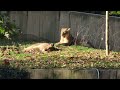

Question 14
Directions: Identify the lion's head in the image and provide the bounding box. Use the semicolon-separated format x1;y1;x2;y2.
61;28;70;38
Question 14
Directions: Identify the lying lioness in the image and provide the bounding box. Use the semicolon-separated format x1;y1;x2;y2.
23;43;56;53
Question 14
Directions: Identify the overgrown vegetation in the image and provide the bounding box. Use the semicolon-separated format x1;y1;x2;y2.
0;42;120;70
109;11;120;16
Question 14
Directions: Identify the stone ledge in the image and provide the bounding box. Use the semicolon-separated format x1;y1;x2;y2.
27;68;119;79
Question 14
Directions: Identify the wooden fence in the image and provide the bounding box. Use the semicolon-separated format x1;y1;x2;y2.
9;11;120;51
9;11;60;42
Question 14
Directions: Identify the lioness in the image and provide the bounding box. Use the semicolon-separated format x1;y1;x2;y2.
23;43;55;53
56;28;74;46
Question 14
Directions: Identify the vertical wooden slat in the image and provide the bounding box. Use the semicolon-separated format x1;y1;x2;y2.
9;11;28;33
26;11;40;41
26;11;59;42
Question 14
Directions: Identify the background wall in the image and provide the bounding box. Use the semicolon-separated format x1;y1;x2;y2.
9;11;120;51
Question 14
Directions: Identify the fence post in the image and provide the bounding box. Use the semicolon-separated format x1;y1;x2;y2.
105;11;109;56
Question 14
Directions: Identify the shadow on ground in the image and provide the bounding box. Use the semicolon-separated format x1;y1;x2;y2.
0;65;30;79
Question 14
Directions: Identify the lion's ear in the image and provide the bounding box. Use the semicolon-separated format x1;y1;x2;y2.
50;43;54;47
67;28;70;31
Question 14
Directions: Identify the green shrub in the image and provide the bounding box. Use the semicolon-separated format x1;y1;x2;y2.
109;11;120;16
0;12;21;40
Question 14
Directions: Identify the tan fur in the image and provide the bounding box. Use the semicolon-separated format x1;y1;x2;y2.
57;28;74;46
23;43;54;53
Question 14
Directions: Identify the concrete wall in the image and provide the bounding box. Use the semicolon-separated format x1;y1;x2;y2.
28;68;119;79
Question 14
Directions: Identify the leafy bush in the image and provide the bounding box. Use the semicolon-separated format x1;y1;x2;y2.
109;11;120;16
0;12;21;40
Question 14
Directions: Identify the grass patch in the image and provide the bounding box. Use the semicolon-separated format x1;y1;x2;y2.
0;40;120;69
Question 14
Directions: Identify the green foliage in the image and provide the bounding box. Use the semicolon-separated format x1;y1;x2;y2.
81;11;120;17
109;11;120;16
0;12;21;40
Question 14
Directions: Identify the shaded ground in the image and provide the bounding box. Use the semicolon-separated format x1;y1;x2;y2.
0;40;120;69
0;65;29;79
